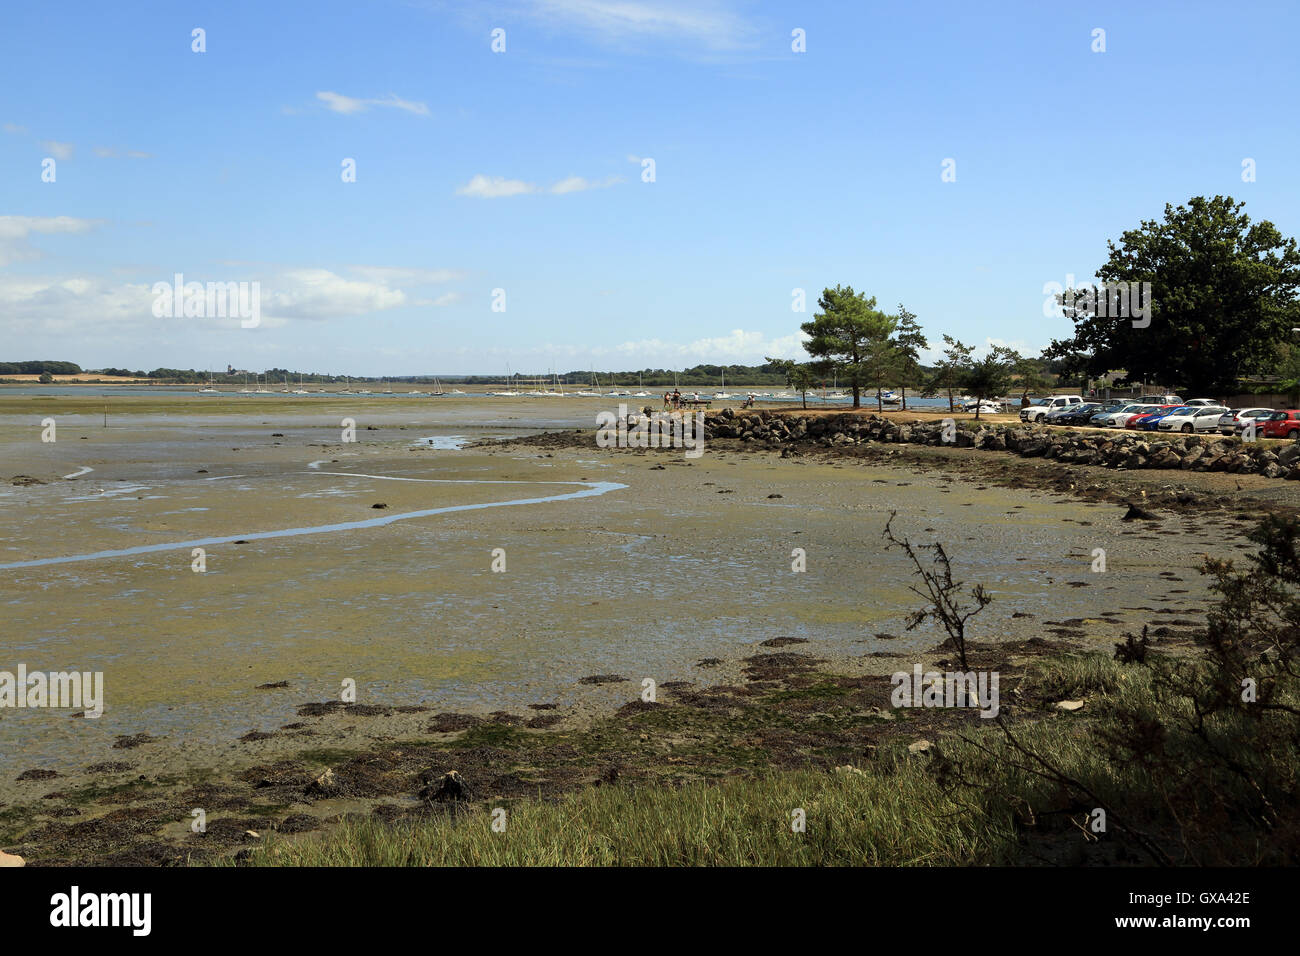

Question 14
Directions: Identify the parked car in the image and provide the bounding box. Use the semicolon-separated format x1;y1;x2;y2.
1115;404;1165;428
1020;395;1084;423
1091;403;1147;427
1138;394;1183;405
1127;405;1181;429
1157;405;1229;433
1051;403;1102;426
1183;398;1218;407
1259;410;1300;440
1217;407;1274;436
1137;405;1194;431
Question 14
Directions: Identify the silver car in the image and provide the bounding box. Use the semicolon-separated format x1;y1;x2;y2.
1217;407;1273;436
1090;403;1146;427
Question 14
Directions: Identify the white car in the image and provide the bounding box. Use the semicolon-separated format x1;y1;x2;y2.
1090;403;1147;427
1183;398;1218;407
1157;405;1229;433
1020;395;1084;423
1217;407;1273;436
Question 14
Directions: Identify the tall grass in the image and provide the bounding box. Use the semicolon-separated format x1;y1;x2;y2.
231;756;1021;867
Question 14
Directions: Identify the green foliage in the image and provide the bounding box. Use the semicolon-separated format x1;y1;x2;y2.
924;335;974;411
800;285;899;408
0;360;81;375
964;347;1019;419
1048;195;1300;394
765;357;820;408
892;305;928;409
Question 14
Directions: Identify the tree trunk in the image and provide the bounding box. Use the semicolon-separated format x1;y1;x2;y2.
801;390;807;410
852;385;860;409
901;385;907;411
947;388;955;412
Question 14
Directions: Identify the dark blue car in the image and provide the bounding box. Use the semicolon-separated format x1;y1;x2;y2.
1134;406;1190;431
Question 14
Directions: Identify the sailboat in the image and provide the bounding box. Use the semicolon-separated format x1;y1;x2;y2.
292;372;308;394
199;370;218;394
632;372;650;398
575;369;599;396
490;365;520;396
714;368;734;400
825;371;847;400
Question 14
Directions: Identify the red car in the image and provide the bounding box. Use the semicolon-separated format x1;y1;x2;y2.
1123;404;1176;429
1259;410;1300;440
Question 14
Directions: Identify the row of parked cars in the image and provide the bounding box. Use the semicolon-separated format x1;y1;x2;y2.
1018;395;1300;438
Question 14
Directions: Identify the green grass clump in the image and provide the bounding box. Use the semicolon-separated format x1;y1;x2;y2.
226;759;1019;867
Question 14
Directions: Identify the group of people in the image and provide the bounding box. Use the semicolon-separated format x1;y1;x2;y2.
662;389;691;409
659;389;758;410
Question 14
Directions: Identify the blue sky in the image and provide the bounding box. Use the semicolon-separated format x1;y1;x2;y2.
2;0;1298;376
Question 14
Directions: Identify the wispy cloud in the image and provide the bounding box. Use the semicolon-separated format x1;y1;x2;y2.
0;260;465;336
0;215;102;265
315;91;430;117
523;0;759;52
457;173;623;197
40;140;74;160
346;265;464;285
2;123;26;135
608;328;809;364
551;174;623;194
93;146;152;159
456;175;539;198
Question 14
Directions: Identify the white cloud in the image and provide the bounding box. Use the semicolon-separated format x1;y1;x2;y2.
0;275;156;335
525;0;758;52
346;265;464;285
456;174;539;198
0;262;465;338
0;215;102;265
261;268;410;319
605;328;809;365
315;91;430;117
3;123;26;135
40;140;74;160
551;174;623;194
457;173;623;197
93;146;152;159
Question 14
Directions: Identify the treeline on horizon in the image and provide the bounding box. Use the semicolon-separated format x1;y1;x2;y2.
6;360;1063;387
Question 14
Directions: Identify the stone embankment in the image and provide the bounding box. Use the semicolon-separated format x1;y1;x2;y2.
704;410;1300;479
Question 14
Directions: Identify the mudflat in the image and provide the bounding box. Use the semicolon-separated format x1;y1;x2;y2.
0;395;1259;862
